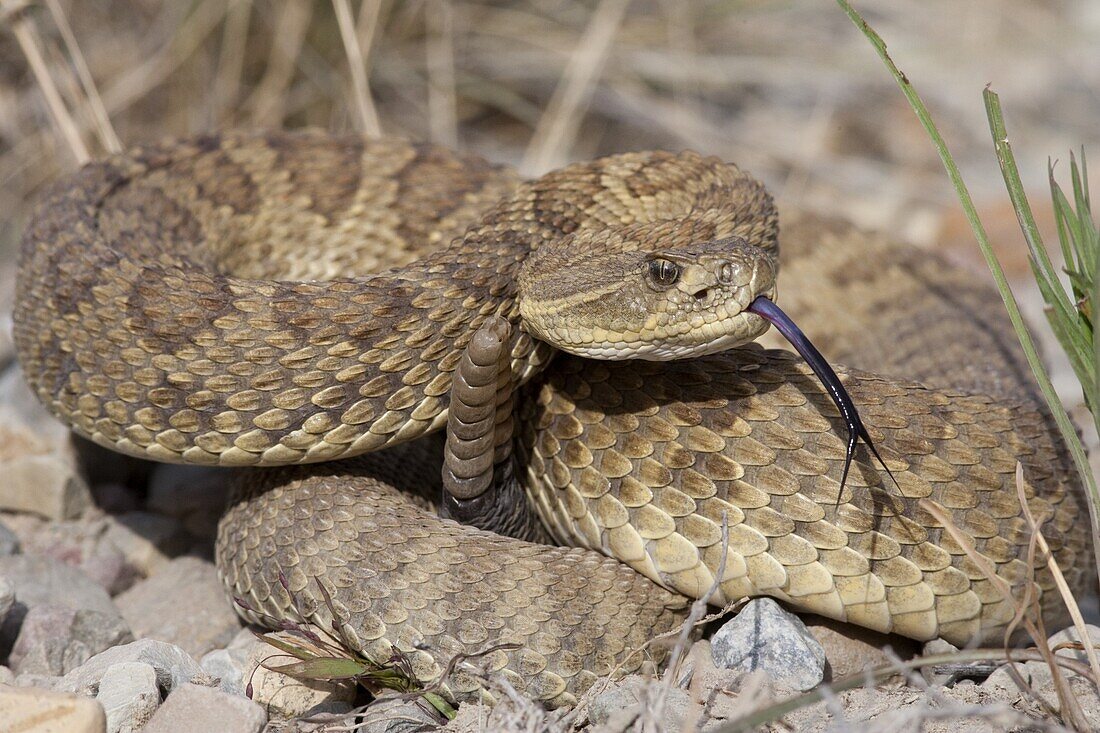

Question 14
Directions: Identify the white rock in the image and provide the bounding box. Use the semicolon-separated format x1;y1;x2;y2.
0;684;106;733
61;639;201;697
96;662;161;733
1048;624;1100;664
142;683;266;733
11;517;136;594
245;632;356;719
710;598;826;691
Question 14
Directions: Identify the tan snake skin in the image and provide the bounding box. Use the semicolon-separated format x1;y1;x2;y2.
13;131;1091;708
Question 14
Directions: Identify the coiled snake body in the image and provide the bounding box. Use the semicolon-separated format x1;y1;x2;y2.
14;131;1091;707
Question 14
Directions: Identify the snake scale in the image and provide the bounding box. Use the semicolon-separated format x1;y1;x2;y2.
13;130;1092;707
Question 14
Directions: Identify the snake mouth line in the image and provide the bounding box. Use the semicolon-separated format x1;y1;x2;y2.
747;296;896;494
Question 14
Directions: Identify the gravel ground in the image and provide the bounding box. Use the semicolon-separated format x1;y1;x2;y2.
0;2;1098;731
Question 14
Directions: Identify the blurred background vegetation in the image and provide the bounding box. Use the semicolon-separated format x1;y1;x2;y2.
1;0;1098;448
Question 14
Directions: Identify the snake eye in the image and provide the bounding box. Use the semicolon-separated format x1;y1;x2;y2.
647;258;681;289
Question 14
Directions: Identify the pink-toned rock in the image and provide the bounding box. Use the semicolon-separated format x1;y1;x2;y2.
115;557;241;659
9;604;132;676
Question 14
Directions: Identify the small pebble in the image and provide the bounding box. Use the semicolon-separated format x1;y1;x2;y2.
96;661;161;733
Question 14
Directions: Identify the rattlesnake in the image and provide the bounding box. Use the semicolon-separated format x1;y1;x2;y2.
13;130;1090;707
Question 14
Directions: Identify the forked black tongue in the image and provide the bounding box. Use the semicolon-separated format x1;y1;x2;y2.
747;297;896;495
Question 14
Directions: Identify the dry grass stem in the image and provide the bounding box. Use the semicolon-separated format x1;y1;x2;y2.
2;0;89;163
245;0;312;127
101;0;232;118
43;0;119;153
212;0;253;126
425;0;457;147
521;0;630;175
1014;463;1100;692
334;0;382;137
920;497;1092;729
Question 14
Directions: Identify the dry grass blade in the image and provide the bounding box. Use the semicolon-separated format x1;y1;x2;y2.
920;497;1092;730
637;514;731;732
101;0;232;117
2;0;89;163
43;0;119;153
333;0;382;137
1014;463;1100;694
425;0;457;147
246;0;312;127
212;0;253;126
520;0;631;176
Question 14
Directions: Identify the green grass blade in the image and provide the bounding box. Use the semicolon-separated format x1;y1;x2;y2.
833;0;1099;579
1051;163;1077;270
984;95;1080;325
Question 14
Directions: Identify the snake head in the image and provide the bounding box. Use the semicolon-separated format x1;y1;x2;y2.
518;236;777;360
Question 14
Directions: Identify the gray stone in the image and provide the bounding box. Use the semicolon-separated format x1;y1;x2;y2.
96;661;161;733
710;598;826;691
0;554;119;651
357;697;443;732
0;367;72;444
982;625;1100;697
146;465;232;541
586;675;693;730
115;556;242;659
0;518;20;555
91;482;141;515
61;639;202;696
0;575;13;623
102;512;190;578
14;672;65;689
0;664;13;684
199;649;241;695
10;604;133;676
199;628;262;696
143;682;266;733
920;638;960;686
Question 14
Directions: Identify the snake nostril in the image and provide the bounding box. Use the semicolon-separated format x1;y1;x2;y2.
694;288;710;302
